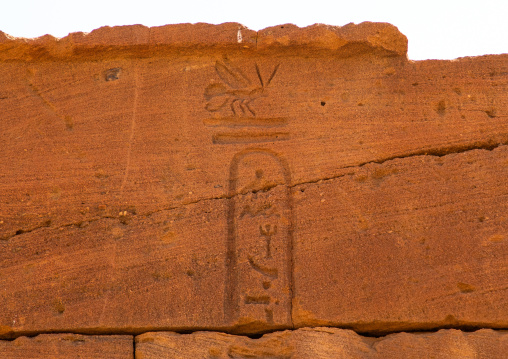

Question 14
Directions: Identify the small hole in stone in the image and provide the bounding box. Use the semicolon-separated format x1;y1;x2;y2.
320;101;326;106
15;230;24;235
485;109;496;118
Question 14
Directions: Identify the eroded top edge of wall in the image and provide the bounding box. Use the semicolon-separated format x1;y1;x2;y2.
0;22;408;61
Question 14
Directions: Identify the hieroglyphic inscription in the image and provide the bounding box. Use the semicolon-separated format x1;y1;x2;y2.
225;149;294;326
203;59;289;145
212;132;290;145
203;117;288;127
204;58;279;117
203;59;293;327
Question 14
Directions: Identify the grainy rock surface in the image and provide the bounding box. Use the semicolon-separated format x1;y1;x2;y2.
293;146;508;333
135;328;508;359
0;334;133;358
0;22;507;340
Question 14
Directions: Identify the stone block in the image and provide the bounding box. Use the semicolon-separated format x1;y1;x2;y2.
0;334;132;359
0;22;506;337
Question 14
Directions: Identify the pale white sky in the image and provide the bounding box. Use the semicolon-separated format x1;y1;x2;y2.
1;0;507;60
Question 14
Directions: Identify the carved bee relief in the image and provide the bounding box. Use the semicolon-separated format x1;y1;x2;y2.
205;58;280;117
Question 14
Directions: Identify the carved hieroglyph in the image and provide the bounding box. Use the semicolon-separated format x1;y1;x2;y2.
0;22;506;338
225;149;293;326
204;59;294;327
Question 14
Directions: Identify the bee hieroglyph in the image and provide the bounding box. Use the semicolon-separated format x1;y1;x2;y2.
205;59;280;117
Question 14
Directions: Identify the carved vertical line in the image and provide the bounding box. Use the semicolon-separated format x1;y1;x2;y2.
225;155;239;323
275;151;294;327
280;158;295;328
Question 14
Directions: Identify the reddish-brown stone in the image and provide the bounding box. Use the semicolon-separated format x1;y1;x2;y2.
293;146;508;333
135;328;508;358
0;22;506;338
0;334;132;358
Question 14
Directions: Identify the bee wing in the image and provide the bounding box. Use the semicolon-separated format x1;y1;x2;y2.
215;59;251;89
204;83;228;100
205;95;229;112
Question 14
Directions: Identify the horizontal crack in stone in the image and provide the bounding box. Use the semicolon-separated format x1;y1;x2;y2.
2;142;506;242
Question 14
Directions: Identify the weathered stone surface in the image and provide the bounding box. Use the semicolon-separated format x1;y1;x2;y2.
293;146;508;333
0;22;406;61
0;334;132;358
0;22;507;337
135;328;508;358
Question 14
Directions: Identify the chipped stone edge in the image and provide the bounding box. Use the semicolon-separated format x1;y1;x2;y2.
0;22;408;61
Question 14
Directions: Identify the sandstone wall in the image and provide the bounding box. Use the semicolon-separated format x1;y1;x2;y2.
0;22;506;357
